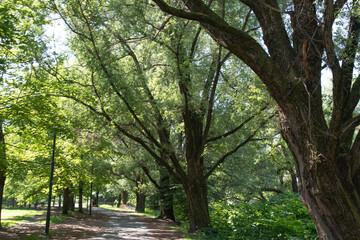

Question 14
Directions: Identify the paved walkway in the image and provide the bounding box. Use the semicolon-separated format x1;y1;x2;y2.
88;208;184;240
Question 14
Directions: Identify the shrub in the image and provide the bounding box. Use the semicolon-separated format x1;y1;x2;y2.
210;192;318;239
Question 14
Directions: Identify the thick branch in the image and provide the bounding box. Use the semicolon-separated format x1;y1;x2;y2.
342;9;360;120
341;114;360;139
141;165;160;189
345;75;360;118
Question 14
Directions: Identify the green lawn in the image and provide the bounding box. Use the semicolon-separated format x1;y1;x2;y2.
1;208;46;227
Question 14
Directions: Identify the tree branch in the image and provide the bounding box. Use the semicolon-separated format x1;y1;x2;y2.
261;187;283;194
341;114;360;139
206;104;268;143
141;165;160;189
205;113;275;179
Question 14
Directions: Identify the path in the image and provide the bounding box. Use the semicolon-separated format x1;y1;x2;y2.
89;208;185;240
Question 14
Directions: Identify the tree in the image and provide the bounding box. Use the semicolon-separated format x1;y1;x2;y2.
152;0;360;238
0;0;48;227
47;0;272;231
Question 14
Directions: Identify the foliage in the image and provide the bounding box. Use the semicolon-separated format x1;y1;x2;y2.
208;193;317;240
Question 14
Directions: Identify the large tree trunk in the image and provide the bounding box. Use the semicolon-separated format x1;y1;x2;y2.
183;168;210;232
281;116;360;240
62;187;70;215
135;192;146;213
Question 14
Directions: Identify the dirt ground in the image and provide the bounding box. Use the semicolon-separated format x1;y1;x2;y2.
0;207;185;240
0;209;109;240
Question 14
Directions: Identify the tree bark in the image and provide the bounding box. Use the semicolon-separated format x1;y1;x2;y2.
58;194;62;209
95;191;99;207
0;121;6;228
62;187;70;215
0;171;5;229
289;168;299;193
183;167;211;232
70;192;75;211
158;167;175;221
151;0;360;238
135;192;146;213
78;183;83;213
122;190;128;205
281;118;360;240
117;193;121;208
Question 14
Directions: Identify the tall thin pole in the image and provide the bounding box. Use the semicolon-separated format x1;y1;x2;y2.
89;164;93;215
45;133;56;235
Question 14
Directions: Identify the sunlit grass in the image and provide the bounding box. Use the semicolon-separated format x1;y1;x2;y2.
2;208;45;227
37;213;67;224
99;205;159;218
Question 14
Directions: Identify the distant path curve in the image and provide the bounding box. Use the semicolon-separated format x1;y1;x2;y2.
88;208;184;240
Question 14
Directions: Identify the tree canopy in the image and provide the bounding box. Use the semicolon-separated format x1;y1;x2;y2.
2;0;360;239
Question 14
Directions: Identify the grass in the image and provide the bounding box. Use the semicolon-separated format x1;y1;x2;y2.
99;204;160;218
1;207;46;227
37;213;67;224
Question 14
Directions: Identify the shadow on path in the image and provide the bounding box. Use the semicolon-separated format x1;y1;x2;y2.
89;208;184;240
89;208;151;239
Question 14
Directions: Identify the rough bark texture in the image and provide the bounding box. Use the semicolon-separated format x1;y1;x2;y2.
183;173;210;232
